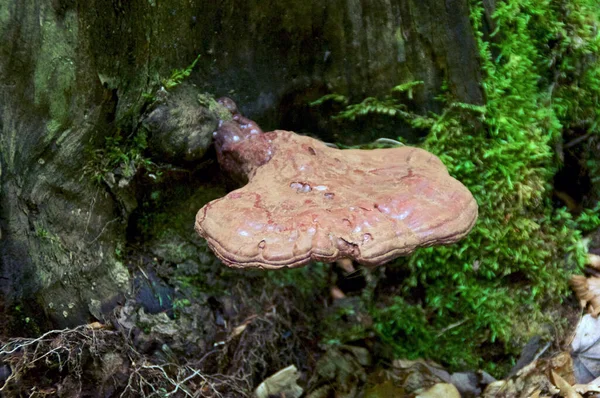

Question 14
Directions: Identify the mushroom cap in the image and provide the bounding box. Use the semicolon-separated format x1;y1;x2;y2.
196;130;478;269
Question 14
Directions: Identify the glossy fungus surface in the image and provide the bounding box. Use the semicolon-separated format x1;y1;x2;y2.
196;129;478;269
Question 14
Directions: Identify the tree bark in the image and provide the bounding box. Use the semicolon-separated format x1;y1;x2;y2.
0;0;482;332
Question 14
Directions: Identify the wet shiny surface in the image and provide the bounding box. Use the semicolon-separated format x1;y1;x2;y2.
196;130;478;269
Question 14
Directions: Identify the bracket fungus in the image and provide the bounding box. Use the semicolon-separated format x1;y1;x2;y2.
195;98;478;269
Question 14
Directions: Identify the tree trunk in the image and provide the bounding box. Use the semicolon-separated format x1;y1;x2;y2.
0;0;482;332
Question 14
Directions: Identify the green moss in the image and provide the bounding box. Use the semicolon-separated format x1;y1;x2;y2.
84;130;154;184
138;182;226;240
372;297;484;365
197;93;232;122
33;5;78;137
316;0;598;375
321;297;372;346
576;203;600;233
264;262;329;297
0;2;10;29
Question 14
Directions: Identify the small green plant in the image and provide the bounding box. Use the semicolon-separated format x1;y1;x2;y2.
171;298;191;319
35;227;49;239
34;224;68;253
11;303;41;336
162;54;201;90
84;130;157;185
391;81;426;99
309;93;349;107
114;242;124;259
311;81;428;124
142;54;202;101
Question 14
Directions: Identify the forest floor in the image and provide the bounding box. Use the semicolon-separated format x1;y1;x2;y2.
1;190;599;397
0;246;598;397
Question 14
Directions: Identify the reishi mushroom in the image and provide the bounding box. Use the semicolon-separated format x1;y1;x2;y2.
195;98;478;269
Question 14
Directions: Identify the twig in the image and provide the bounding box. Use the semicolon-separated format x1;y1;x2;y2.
564;132;592;149
436;319;469;337
0;327;73;355
86;217;119;244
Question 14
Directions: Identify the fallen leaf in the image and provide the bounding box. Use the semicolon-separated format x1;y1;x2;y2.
570;276;600;317
550;370;582;398
254;365;303;398
550;352;576;386
86;321;105;330
573;374;600;394
450;371;490;396
330;286;346;300
482;358;560;397
306;346;368;398
571;315;600;383
392;359;451;382
573;380;600;394
588;254;600;270
530;390;541;398
363;378;406;397
416;383;461;398
229;315;257;339
230;323;247;338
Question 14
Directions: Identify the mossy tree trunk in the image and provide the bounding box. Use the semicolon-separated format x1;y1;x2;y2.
0;0;482;332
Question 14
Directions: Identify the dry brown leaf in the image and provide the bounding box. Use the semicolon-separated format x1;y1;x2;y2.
483;380;512;397
416;383;461;398
549;352;576;386
86;321;106;330
254;365;303;398
330;286;346;300
573;382;600;394
550;370;582;398
483;358;569;398
569;275;600;317
336;258;356;274
529;390;541;398
229;314;257;339
388;359;451;395
392;359;451;382
230;323;247;338
588;253;600;270
516;361;540;377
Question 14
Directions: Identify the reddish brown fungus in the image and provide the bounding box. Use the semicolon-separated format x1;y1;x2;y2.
195;98;478;269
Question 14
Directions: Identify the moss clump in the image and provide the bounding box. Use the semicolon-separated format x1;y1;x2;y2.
316;0;599;375
84;130;155;185
197;93;233;123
